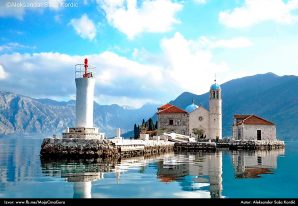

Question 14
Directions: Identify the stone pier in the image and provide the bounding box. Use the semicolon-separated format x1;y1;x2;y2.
40;138;175;159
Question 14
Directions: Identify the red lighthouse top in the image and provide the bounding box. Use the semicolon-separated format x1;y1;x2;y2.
83;58;92;78
75;58;95;79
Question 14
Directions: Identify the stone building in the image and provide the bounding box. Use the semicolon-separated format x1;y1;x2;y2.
157;81;222;140
232;114;276;141
157;103;189;135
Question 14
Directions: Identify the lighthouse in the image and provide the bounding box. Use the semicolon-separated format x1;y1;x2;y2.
75;58;95;128
62;58;104;139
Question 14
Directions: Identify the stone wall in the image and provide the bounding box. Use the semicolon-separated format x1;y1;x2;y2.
229;140;284;150
242;125;276;140
174;142;217;152
158;113;189;135
40;138;175;159
189;106;210;138
40;138;120;158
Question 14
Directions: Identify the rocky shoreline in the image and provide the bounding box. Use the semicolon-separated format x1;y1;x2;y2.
40;138;285;159
40;138;174;159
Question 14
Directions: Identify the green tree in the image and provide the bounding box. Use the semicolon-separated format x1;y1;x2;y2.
148;118;154;131
136;125;140;139
155;121;158;130
192;128;205;140
133;124;137;139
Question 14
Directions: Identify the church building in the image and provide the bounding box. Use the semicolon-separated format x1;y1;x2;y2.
157;81;222;140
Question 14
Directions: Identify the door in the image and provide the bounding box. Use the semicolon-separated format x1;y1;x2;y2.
257;130;261;140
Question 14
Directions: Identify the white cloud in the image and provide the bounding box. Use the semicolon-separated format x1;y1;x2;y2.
0;0;65;20
69;14;97;40
0;65;8;80
98;0;183;39
0;51;169;107
95;51;163;85
219;0;298;28
160;32;229;94
199;36;252;49
0;35;256;107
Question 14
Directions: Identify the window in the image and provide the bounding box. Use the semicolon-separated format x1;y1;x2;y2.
169;119;173;125
238;127;241;140
257;156;262;165
257;130;261;140
199;116;203;121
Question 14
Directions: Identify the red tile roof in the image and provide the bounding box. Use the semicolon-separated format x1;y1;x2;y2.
157;103;187;114
158;103;172;110
234;114;274;126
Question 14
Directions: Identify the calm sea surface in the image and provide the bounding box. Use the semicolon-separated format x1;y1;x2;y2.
0;136;297;198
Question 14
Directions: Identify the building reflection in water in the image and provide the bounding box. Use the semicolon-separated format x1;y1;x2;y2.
40;158;113;198
232;149;285;178
156;151;223;198
40;149;284;198
40;153;176;198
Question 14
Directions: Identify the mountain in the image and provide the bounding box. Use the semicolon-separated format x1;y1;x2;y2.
169;72;298;140
1;72;297;140
0;91;158;137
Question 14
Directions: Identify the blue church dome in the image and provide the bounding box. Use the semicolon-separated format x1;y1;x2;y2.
210;83;221;90
185;101;198;113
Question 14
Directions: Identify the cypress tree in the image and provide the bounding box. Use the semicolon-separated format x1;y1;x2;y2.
133;124;137;139
148;118;154;131
137;125;140;139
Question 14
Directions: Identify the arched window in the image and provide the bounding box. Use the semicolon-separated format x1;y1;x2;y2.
212;91;215;98
216;91;219;99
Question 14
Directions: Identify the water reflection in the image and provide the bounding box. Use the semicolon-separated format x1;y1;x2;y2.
0;138;42;192
40;152;223;198
157;151;222;198
0;137;288;198
40;154;176;198
232;149;285;178
40;158;115;198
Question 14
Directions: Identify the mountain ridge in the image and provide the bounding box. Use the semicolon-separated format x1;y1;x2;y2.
0;72;297;140
169;72;298;140
0;90;158;137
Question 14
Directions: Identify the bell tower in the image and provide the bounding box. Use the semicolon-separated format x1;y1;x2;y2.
209;78;222;140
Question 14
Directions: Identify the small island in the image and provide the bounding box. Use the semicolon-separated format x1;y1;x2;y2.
40;59;284;159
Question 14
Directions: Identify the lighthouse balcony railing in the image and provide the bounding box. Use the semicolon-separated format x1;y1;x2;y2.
75;64;96;78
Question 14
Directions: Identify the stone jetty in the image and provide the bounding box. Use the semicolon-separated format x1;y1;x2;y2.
174;139;285;152
228;140;285;150
174;142;217;152
40;137;285;159
40;138;174;159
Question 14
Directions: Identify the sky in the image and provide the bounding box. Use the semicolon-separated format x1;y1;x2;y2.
0;0;298;108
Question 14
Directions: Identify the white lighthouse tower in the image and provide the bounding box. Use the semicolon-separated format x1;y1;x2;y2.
209;79;222;140
76;58;95;128
62;58;104;139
